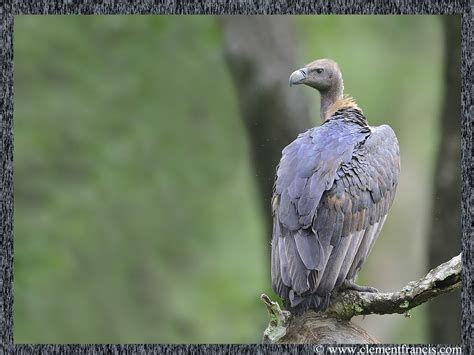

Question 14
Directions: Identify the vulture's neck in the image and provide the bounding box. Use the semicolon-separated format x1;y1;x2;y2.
319;76;360;121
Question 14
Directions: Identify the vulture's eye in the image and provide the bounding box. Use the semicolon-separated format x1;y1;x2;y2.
315;68;324;74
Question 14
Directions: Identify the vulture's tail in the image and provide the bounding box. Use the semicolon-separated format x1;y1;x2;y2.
284;293;331;316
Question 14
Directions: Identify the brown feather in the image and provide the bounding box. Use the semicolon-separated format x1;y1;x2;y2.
326;95;362;119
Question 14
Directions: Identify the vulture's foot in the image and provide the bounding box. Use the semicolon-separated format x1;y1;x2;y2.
341;280;378;293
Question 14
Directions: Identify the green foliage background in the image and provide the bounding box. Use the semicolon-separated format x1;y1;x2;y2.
14;16;443;343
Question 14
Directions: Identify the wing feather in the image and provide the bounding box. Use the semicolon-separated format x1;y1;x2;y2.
284;234;310;295
294;229;325;270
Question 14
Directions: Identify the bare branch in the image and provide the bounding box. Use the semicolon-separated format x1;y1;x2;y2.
325;253;461;320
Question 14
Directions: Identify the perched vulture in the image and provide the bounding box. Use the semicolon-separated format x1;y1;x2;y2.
271;58;400;315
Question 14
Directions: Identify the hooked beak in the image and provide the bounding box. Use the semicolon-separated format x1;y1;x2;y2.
289;68;308;87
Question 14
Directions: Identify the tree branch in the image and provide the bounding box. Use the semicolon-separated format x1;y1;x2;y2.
262;254;461;343
326;253;461;320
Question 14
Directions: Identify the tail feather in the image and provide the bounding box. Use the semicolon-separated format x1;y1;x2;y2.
284;293;331;316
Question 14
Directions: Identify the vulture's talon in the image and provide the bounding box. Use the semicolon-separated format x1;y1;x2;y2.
341;280;379;293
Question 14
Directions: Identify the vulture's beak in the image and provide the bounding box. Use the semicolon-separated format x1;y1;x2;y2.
289;68;308;87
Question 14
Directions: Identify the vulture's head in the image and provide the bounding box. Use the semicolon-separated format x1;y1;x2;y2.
289;58;342;93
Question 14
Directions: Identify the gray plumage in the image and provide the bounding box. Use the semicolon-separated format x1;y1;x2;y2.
272;59;400;315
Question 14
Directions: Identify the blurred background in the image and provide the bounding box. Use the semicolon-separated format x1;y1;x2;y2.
13;15;461;344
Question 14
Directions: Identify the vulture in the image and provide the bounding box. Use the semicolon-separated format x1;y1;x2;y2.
271;58;400;315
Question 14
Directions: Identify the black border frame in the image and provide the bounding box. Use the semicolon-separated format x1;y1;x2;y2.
1;1;471;353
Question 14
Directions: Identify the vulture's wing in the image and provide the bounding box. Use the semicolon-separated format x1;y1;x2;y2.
272;119;369;299
342;124;400;281
271;120;400;308
313;124;400;296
